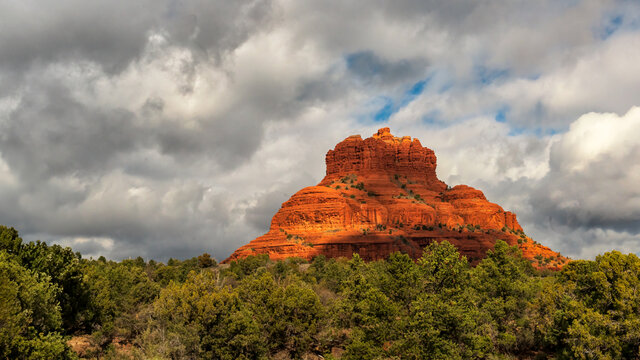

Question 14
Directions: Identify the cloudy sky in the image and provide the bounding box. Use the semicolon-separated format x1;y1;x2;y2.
1;0;639;261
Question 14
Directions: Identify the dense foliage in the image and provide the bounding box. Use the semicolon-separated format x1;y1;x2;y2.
2;224;640;359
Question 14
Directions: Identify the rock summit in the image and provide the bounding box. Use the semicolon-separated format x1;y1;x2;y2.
225;128;567;269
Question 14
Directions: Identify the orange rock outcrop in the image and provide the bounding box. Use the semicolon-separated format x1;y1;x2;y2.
225;128;568;270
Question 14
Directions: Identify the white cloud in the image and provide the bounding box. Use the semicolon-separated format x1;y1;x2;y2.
53;236;115;259
551;107;640;172
532;107;640;229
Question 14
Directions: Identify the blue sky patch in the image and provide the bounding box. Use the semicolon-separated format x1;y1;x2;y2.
408;79;427;96
369;78;431;122
475;65;509;85
399;78;430;106
508;126;526;136
421;111;443;126
373;98;394;122
601;14;624;39
495;107;509;123
507;125;564;137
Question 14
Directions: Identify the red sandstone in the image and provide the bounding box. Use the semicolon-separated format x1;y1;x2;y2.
224;128;568;270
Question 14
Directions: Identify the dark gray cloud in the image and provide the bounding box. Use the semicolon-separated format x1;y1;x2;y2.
244;177;319;232
345;51;429;87
0;85;139;181
245;190;290;231
0;0;274;73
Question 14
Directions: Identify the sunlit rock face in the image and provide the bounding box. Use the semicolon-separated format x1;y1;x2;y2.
225;128;568;270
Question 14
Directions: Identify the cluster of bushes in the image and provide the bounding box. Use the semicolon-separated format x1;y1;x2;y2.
3;224;640;359
0;226;210;359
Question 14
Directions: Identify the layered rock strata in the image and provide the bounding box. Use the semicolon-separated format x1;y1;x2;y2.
225;128;568;270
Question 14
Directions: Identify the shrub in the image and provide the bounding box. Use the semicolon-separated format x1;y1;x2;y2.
198;253;216;268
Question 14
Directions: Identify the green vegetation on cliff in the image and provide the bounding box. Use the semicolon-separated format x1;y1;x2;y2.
2;224;640;359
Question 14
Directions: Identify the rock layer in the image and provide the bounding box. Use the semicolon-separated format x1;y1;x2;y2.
225;128;568;270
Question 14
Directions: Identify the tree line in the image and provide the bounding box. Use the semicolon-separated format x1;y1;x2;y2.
1;224;640;359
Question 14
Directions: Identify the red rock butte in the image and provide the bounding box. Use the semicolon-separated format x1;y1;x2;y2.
225;128;568;270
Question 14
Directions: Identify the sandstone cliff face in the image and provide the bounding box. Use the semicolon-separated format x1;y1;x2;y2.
225;128;568;270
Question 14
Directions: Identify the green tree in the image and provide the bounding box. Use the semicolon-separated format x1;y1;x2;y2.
0;251;74;359
542;252;640;358
336;255;398;359
417;241;470;295
226;254;270;280
140;270;266;359
0;226;89;332
20;240;89;332
84;260;160;346
471;240;539;354
238;271;323;357
197;252;216;268
307;255;351;293
390;241;489;359
375;252;420;306
0;225;22;256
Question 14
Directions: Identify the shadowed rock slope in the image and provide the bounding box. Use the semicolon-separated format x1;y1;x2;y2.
225;128;568;270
